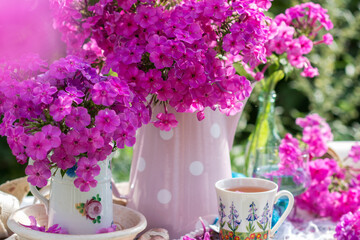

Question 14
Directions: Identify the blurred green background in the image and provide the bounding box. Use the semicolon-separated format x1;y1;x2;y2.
1;0;359;184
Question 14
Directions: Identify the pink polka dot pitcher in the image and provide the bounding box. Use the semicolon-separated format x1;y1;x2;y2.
127;107;245;238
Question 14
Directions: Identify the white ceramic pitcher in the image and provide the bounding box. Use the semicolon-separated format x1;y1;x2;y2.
29;155;113;234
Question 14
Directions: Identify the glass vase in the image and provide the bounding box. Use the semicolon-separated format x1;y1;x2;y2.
243;90;281;176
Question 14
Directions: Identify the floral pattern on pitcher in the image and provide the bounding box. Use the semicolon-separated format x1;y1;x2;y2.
75;194;102;224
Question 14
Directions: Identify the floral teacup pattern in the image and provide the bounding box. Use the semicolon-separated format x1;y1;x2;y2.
215;178;294;239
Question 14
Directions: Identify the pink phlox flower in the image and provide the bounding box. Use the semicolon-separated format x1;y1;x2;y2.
49;96;73;122
88;143;113;161
7;126;26;155
118;14;138;37
163;40;186;60
41;124;61;149
322;33;333;45
149;48;173;69
278;133;303;172
334;210;360;240
18;80;37;102
134;5;158;29
183;63;206;88
81;128;105;153
25;161;51;188
348;142;360;163
203;0;228;20
146;34;167;53
75;157;100;180
114;124;136;148
74;176;98;192
33;82;57;105
219;100;244;117
65;107;91;131
96;224;117;234
0;112;16;136
25;132;52;160
51;147;76;170
92;81;118;106
95;109;120;134
62;130;87;156
21;216;67;233
59;86;85;104
301;65;319;78
153;112;178;131
309;158;333;182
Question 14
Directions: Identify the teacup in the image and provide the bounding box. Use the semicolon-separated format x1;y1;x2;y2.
215;178;294;240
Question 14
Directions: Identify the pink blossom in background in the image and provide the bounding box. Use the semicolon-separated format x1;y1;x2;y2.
0;0;65;62
348;143;360;163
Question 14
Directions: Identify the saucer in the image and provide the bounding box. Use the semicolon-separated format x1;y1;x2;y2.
7;204;147;240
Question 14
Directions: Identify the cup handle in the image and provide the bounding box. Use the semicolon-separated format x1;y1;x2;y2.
270;190;294;237
29;184;50;214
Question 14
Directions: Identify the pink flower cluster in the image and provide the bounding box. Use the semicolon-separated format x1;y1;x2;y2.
265;2;333;78
0;55;149;191
50;0;273;130
296;113;333;159
334;210;360;240
296;141;360;222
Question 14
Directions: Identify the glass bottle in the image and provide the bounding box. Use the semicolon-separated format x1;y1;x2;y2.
243;90;281;176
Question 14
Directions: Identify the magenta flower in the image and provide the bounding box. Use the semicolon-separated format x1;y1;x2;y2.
7;126;26;155
62;130;87;156
75;157;100;181
334;210;360;240
65;107;91;131
60;86;85;104
96;224;117;234
74;177;98;192
149;50;173;69
88;144;113;161
21;216;67;234
95;109;120;134
153;113;178;131
32;82;57;105
25;161;51;188
348;143;360;163
82;128;105;153
134;6;158;28
51;147;76;170
91;81;118;106
25;132;52;160
41;125;61;149
49;96;73;121
114;125;136;149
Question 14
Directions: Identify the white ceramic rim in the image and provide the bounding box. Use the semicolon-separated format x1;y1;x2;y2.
215;177;278;195
7;204;147;239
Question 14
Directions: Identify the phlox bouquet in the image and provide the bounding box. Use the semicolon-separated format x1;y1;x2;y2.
0;54;149;191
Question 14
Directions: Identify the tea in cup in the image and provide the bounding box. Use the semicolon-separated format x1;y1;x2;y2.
215;178;294;239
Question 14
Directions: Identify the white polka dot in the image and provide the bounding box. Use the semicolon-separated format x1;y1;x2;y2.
189;161;204;176
160;129;174;140
210;123;221;138
138;157;146;172
157;189;172;204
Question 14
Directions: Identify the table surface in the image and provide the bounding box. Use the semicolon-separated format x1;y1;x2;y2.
9;141;358;240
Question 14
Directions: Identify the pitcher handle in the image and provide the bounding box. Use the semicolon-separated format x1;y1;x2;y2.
29;184;50;214
270;190;294;237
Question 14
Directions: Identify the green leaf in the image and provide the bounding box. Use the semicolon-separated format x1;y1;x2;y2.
256;221;264;230
108;69;118;77
263;70;285;91
246;225;250;232
228;222;233;230
81;203;85;207
60;169;66;178
233;62;254;80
